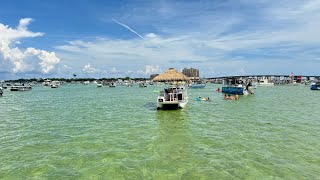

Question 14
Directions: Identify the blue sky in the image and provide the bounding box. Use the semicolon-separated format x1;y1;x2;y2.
1;0;320;79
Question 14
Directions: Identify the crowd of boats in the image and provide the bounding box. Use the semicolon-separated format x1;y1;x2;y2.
1;77;319;110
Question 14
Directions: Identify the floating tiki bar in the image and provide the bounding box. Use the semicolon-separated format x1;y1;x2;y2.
154;68;190;109
153;68;191;83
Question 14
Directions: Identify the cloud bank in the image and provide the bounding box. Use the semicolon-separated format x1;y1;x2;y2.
56;0;320;77
0;18;60;77
2;1;320;79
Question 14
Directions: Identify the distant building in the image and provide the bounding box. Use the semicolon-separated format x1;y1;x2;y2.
182;68;199;78
150;74;159;80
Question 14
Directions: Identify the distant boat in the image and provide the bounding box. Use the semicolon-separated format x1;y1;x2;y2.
258;78;274;86
43;79;52;86
310;82;320;90
157;85;188;110
139;82;147;87
97;83;103;87
222;78;254;95
286;80;300;86
51;81;61;88
10;83;32;91
83;81;90;85
109;82;116;87
189;80;206;88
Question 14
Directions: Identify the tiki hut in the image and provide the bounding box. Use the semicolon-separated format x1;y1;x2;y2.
153;68;191;82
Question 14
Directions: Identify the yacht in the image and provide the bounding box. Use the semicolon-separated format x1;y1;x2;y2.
43;79;52;86
83;81;90;85
258;78;274;86
51;81;61;88
157;85;188;110
139;82;147;87
189;80;206;88
10;83;32;91
109;82;116;87
286;80;300;86
310;82;320;90
222;78;254;95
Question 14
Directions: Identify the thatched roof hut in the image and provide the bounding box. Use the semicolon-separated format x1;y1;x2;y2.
153;68;191;82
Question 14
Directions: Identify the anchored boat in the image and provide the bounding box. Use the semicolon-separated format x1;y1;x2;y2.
153;68;191;110
43;79;52;86
10;84;32;91
51;81;61;88
157;85;188;110
310;82;320;90
189;80;206;88
258;78;274;86
222;78;254;95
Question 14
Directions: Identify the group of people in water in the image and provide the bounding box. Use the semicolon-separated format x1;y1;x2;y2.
196;87;240;101
224;94;239;100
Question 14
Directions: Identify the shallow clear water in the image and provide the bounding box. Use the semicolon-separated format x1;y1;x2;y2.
0;84;319;179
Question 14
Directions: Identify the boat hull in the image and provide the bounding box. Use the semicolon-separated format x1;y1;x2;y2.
258;83;274;86
157;100;188;110
310;85;320;90
189;85;206;88
222;87;244;95
10;86;32;91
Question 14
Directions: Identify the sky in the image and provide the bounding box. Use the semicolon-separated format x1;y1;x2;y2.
1;0;320;80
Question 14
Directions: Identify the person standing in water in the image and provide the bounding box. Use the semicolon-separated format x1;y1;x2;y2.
235;94;239;100
224;94;228;100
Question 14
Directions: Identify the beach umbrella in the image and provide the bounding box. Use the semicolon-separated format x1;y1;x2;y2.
153;68;191;82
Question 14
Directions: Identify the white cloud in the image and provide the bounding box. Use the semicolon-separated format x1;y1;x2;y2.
17;18;33;31
0;18;60;74
54;1;320;77
111;67;120;73
138;65;161;75
82;63;99;74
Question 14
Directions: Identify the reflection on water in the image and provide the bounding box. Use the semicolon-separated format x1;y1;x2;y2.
143;110;195;178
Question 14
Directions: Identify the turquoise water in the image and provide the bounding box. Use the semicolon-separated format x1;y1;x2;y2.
1;84;320;179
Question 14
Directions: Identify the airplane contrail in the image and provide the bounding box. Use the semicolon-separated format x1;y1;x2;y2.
112;19;145;39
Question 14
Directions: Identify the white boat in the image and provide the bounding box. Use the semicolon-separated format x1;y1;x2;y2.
10;84;32;91
51;81;61;88
43;79;52;86
258;78;274;86
83;81;90;85
189;82;206;88
109;82;116;87
139;82;147;87
189;79;206;88
286;80;300;86
311;82;320;90
97;83;103;87
157;85;188;110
